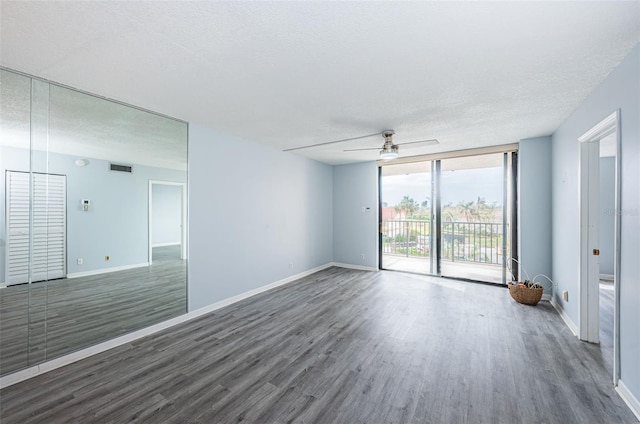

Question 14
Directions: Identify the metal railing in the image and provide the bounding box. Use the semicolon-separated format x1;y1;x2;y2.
381;219;431;257
382;219;503;264
441;221;502;264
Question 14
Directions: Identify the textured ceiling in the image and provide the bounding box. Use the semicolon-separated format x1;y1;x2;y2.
1;1;638;165
0;69;188;170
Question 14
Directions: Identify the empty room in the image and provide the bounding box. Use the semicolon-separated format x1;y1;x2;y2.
0;1;639;423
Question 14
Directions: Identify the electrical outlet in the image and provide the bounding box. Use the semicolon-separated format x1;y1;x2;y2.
562;290;569;301
77;258;83;265
105;255;110;262
289;262;293;270
361;253;366;260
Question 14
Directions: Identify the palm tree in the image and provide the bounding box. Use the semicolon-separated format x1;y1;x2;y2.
458;200;476;222
394;196;419;219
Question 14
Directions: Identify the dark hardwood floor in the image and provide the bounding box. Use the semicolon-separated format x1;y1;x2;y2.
0;267;636;423
0;246;186;376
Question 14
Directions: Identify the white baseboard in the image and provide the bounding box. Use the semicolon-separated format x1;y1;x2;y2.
0;262;334;389
2;263;149;286
541;293;551;301
599;274;614;281
152;242;181;248
550;296;579;338
331;262;379;272
192;262;335;314
67;262;149;279
616;380;640;422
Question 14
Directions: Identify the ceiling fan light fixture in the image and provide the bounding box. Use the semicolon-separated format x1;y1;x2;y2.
380;145;399;160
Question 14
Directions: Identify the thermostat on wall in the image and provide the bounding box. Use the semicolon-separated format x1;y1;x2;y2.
82;199;90;211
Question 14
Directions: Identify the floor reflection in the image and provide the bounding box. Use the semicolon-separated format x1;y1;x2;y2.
0;246;186;376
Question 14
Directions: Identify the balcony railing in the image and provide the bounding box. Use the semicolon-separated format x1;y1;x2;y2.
382;219;431;257
381;219;503;265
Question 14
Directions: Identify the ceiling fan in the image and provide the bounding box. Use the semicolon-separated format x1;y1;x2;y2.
283;130;439;160
344;130;439;160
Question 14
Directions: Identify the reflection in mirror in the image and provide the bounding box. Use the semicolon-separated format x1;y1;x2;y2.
0;69;32;373
0;68;188;376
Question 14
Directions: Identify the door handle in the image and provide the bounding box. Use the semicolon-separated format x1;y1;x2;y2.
593;249;600;256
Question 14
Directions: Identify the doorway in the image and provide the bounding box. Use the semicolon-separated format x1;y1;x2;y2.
578;110;620;384
379;150;516;284
148;180;187;265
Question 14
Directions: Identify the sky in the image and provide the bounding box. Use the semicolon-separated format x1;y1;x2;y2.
381;167;504;208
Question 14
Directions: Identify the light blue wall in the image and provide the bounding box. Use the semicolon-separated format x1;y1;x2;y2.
518;137;552;291
551;44;639;399
187;123;333;310
152;184;182;246
0;146;186;279
332;162;378;269
598;157;615;276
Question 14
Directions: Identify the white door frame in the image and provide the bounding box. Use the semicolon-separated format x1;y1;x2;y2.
148;180;187;264
578;110;621;384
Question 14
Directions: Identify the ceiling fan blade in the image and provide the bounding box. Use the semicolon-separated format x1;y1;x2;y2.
343;147;381;152
343;147;382;152
283;132;382;152
396;139;439;147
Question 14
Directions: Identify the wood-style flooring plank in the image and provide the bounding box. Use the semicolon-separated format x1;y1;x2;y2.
0;267;636;424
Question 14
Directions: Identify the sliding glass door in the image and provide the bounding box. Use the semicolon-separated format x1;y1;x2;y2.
379;150;517;285
439;153;509;284
380;162;434;274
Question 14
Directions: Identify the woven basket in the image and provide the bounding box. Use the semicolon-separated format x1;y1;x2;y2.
507;282;543;306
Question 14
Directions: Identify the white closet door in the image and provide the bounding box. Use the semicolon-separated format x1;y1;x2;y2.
6;171;30;284
6;171;67;284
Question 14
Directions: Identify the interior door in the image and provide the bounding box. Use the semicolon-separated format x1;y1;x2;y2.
5;171;66;285
580;140;601;343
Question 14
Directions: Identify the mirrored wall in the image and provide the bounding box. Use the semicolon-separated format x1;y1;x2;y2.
0;68;188;376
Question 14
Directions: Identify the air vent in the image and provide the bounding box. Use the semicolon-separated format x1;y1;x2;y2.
110;163;132;173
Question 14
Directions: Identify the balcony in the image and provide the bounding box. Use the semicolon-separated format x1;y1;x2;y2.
381;219;505;283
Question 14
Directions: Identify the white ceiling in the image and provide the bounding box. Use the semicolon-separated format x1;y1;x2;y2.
0;69;188;170
1;1;638;165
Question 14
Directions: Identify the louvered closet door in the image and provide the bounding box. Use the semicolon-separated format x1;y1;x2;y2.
6;171;67;285
6;171;30;284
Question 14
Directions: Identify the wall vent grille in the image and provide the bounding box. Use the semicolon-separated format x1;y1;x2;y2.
110;163;132;173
